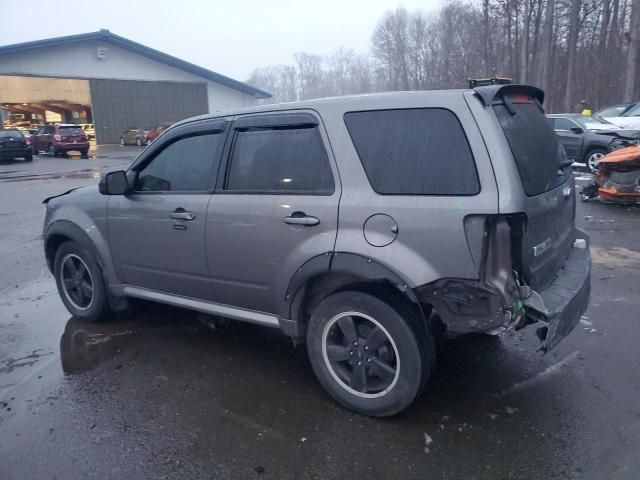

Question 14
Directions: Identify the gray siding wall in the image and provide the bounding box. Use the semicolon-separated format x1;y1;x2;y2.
90;79;208;144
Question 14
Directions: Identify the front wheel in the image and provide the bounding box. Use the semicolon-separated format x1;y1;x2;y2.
306;291;434;417
585;148;607;173
25;155;33;162
53;241;111;322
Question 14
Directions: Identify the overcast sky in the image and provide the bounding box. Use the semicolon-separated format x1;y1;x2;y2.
2;0;441;83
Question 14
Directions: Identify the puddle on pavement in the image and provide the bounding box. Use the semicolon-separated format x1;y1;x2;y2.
0;169;103;182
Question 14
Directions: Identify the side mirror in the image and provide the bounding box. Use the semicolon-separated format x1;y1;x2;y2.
570;126;584;134
99;170;129;195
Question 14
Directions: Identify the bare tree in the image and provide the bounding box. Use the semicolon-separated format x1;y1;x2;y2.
624;0;640;101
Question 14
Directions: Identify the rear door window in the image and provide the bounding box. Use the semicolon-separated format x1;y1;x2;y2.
225;126;334;194
493;95;568;196
344;108;480;195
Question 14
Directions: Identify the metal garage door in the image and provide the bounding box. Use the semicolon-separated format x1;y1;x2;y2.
90;79;208;144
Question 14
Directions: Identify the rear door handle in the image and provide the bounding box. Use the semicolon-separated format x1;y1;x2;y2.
283;213;320;226
169;209;196;221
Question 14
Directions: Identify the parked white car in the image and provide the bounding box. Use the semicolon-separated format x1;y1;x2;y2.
595;102;639;129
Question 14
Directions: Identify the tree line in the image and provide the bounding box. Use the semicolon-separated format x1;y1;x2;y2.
247;0;640;113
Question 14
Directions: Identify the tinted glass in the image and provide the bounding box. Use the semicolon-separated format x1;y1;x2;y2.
553;118;576;131
59;126;83;135
0;129;24;139
226;127;334;194
494;95;568;196
135;133;224;192
344;109;479;195
623;104;640;117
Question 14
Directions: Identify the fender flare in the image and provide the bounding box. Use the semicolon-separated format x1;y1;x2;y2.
44;220;119;286
45;220;127;311
280;252;421;333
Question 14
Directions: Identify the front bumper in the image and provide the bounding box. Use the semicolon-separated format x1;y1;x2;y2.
523;229;591;352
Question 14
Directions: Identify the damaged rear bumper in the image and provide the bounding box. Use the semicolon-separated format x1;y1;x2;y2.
523;229;591;352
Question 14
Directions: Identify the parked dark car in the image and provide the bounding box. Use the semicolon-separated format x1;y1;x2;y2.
32;124;89;158
120;128;153;146
0;128;33;162
44;85;591;417
547;114;639;171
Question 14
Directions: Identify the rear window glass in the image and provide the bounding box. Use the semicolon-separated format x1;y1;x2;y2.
59;126;83;135
344;109;480;195
493;96;568;196
0;129;24;139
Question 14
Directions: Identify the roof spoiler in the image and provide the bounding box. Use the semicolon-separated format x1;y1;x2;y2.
473;84;545;107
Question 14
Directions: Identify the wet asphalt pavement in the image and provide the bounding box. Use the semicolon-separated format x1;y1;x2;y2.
1;150;639;479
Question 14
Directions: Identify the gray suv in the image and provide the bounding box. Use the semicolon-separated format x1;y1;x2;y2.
43;85;591;417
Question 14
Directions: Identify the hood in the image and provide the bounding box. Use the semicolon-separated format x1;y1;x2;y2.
42;185;98;205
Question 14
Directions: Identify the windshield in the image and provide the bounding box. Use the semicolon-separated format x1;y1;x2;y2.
574;116;619;130
0;129;24;139
493;95;568;196
622;104;640;117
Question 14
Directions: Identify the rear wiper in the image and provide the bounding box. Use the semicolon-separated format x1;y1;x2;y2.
557;158;573;175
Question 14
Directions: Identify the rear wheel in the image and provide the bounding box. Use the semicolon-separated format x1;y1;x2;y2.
80;150;89;159
306;290;434;417
53;241;111;322
585;148;607;172
25;155;33;162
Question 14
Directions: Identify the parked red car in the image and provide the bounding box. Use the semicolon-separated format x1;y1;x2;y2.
145;122;173;144
32;124;90;158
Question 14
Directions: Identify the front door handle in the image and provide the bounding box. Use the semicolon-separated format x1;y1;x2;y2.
283;213;320;226
169;209;195;221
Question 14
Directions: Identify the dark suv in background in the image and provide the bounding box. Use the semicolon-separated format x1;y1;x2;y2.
43;85;591;417
32;124;90;158
0;128;33;162
547;113;639;171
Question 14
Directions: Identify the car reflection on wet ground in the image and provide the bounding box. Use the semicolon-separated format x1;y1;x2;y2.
1;155;640;479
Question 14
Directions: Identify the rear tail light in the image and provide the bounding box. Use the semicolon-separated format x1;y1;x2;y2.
54;134;61;141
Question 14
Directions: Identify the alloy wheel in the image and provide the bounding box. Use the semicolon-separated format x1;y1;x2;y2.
322;311;400;398
588;151;605;172
60;254;95;311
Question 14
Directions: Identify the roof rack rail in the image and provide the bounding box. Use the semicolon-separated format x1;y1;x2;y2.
468;77;513;88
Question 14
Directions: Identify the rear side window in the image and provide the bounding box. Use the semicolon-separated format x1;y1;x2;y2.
493;95;567;196
225;127;334;194
135;132;224;192
344;109;479;195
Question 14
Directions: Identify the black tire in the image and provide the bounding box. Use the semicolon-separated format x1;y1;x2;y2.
584;148;607;173
306;290;434;417
25;155;33;162
49;145;57;157
53;241;111;322
80;150;89;159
